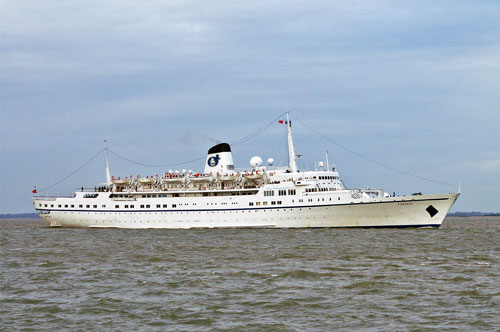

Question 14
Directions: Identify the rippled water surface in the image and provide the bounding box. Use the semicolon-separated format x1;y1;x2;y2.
1;217;499;331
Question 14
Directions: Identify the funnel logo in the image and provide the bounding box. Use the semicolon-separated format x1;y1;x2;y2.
207;155;220;167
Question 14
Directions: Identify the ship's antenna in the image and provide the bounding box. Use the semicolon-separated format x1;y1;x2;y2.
286;111;298;172
325;150;330;171
104;139;111;186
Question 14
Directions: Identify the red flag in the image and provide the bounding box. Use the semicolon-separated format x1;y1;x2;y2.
278;120;284;124
32;188;37;193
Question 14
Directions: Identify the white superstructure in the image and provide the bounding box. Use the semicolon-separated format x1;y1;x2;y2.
33;112;459;228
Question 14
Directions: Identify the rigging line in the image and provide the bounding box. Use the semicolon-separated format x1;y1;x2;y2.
38;149;105;192
107;112;288;168
294;117;454;186
231;112;287;146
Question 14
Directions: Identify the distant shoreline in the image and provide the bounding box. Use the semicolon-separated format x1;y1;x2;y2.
1;212;498;219
1;213;39;219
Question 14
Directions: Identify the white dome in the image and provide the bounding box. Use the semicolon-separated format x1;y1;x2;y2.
250;156;263;167
267;158;275;166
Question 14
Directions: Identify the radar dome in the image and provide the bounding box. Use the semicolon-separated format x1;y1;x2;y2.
250;156;263;167
318;161;324;168
267;158;275;166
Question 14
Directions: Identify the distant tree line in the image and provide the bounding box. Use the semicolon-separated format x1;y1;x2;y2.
447;211;500;217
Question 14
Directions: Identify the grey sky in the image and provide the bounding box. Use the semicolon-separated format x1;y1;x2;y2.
1;0;499;213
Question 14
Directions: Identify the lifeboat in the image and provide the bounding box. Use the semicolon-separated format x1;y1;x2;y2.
217;173;239;182
163;174;185;184
138;177;156;185
112;177;131;185
189;174;213;183
243;171;265;180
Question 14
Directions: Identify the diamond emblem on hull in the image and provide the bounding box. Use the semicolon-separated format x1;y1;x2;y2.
426;205;438;218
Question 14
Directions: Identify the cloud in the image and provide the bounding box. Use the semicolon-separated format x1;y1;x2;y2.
1;0;499;212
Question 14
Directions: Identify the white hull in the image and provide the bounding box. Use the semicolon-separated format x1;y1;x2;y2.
35;193;459;229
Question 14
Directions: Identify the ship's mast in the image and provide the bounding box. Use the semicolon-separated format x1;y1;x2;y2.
104;139;111;186
325;150;330;171
286;111;298;173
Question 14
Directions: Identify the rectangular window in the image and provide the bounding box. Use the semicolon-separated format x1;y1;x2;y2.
172;204;177;208
163;204;167;208
130;205;134;208
93;205;97;208
102;205;106;208
140;205;145;208
58;205;61;208
79;205;83;208
125;205;129;208
156;204;161;208
271;201;276;205
115;205;119;208
249;202;254;206
50;204;54;208
256;202;261;206
86;205;90;208
263;202;268;205
146;205;150;208
44;204;47;207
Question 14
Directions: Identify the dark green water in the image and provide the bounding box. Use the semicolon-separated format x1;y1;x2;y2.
1;217;499;331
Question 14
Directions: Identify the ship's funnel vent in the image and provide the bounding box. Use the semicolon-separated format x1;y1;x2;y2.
204;143;235;174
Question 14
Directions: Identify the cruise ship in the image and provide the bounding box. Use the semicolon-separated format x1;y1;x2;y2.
33;112;459;228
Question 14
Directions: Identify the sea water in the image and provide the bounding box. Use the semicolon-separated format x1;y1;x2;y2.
1;217;499;331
